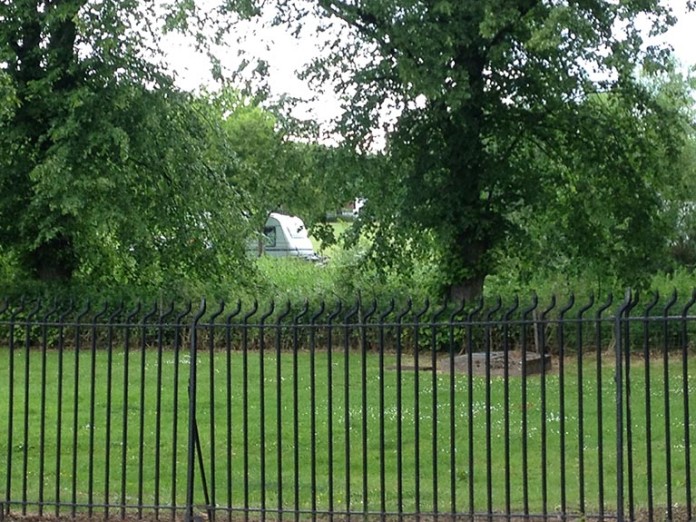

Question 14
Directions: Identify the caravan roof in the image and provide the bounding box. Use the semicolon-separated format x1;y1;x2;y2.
258;212;316;259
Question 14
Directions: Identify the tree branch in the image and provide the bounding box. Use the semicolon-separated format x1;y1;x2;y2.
483;0;542;57
317;0;421;73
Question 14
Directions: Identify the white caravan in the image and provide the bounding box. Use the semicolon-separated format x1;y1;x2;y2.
250;212;317;260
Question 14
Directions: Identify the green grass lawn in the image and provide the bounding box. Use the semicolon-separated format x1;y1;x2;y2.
1;346;694;517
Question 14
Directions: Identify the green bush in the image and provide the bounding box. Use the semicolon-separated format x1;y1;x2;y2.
2;234;695;312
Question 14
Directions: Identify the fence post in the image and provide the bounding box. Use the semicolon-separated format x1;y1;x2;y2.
186;299;207;522
615;290;632;522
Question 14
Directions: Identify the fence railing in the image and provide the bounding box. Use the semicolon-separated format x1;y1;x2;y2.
0;291;695;521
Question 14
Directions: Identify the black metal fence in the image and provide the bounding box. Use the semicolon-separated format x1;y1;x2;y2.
1;291;695;521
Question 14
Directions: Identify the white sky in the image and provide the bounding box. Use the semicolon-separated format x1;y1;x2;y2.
164;19;340;121
164;0;696;121
661;0;696;66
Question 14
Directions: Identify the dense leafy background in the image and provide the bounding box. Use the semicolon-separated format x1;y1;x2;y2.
1;0;695;305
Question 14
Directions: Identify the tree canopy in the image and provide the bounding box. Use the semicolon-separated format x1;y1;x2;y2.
220;0;694;299
2;0;695;301
0;1;271;288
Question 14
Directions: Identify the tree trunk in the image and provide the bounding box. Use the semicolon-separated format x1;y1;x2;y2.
25;235;77;282
449;274;485;303
444;233;490;302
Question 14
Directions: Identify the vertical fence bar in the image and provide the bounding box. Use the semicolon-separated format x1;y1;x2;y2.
378;300;394;519
502;298;518;517
172;302;192;519
413;300;429;516
39;301;58;517
57;303;72;516
521;295;538;517
430;302;448;519
615;290;632;522
360;298;368;519
105;302;124;519
397;300;412;519
241;301;257;522
22;301;41;515
540;296;555;517
309;302;324;522
466;299;483;516
360;300;377;518
276;302;292;520
72;303;91;517
0;301;7;520
5;302;23;516
224;301;241;522
55;302;72;517
293;302;309;522
259;302;275;522
208;302;225;522
680;291;696;520
558;295;575;518
662;291;677;521
344;302;359;516
89;304;108;518
327;302;342;517
446;300;462;516
0;303;6;520
122;303;141;519
154;302;175;520
139;303;158;518
185;300;207;522
595;294;613;517
576;294;594;516
625;294;639;522
641;292;659;522
485;298;501;519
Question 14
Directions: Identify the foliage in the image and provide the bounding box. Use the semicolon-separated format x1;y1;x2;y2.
0;69;17;121
500;93;688;286
216;0;693;300
0;1;269;288
207;88;360;247
493;67;696;289
669;140;696;268
3;0;695;305
665;124;696;269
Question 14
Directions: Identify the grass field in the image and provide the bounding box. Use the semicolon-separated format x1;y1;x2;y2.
1;346;694;517
309;219;352;255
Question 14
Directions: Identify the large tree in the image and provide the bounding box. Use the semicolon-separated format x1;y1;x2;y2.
221;0;692;299
0;1;256;286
